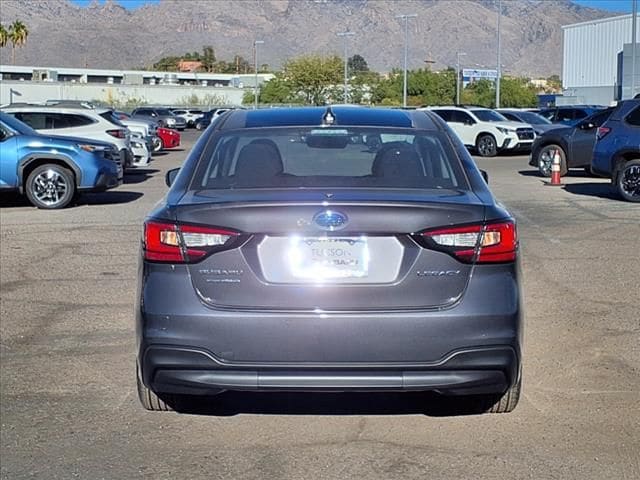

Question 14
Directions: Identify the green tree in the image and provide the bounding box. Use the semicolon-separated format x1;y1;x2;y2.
461;79;496;107
347;54;369;73
0;24;8;49
282;55;343;105
201;45;216;72
499;77;538;108
243;73;297;105
8;20;28;65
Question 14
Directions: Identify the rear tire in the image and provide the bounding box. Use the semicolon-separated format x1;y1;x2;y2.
136;363;173;411
616;159;640;202
25;164;75;209
536;144;568;177
476;134;498;157
484;375;522;414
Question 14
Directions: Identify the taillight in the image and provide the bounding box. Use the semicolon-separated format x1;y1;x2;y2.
420;220;517;263
107;129;126;139
596;126;611;140
144;220;239;263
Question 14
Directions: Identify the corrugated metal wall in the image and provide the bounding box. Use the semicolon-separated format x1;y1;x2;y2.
563;14;639;89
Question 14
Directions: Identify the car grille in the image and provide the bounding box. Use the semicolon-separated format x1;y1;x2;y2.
104;148;122;166
516;128;535;140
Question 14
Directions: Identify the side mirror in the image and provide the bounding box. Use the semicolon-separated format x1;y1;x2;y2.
165;168;180;187
480;169;489;184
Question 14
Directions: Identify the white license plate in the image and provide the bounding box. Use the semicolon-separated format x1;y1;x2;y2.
288;237;369;279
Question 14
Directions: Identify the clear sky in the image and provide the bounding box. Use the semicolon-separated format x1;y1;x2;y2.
70;0;635;12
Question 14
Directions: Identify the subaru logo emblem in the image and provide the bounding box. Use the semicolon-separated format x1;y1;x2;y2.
313;210;348;231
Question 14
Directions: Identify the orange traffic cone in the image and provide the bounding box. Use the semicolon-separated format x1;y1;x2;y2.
546;150;562;186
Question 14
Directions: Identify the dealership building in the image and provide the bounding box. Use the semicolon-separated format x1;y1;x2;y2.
562;13;640;105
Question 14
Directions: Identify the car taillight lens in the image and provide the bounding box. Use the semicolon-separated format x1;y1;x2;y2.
144;221;239;263
107;129;126;139
421;220;517;263
596;126;611;140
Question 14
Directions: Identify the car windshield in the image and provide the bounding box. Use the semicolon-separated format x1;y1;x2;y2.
0;112;39;136
191;127;468;191
509;111;552;125
156;109;174;116
470;109;509;122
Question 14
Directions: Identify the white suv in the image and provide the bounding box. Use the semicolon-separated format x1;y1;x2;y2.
170;108;204;128
421;106;535;157
2;106;133;167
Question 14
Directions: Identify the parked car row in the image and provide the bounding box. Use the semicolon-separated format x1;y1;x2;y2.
529;99;639;201
0;102;182;209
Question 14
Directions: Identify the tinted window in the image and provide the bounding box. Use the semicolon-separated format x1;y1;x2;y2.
470;109;507;122
501;112;519;122
99;111;124;126
155;109;174;116
13;112;47;129
191;128;468;191
586;108;614;127
451;111;473;124
432;110;453;122
573;109;589;120
626;106;640;126
516;111;552;125
64;114;96;127
172;110;186;115
188;109;203;114
539;109;556;121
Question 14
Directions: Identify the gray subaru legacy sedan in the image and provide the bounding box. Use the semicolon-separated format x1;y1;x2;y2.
136;107;523;414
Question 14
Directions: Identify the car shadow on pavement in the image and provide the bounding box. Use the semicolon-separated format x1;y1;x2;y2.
124;169;159;185
562;183;622;200
518;169;594;178
76;191;143;205
165;391;496;418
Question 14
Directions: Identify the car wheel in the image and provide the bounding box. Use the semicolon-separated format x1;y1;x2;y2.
616;159;640;202
476;134;498;157
483;375;522;414
136;363;173;411
195;122;203;131
537;144;568;177
151;136;163;153
25;164;75;209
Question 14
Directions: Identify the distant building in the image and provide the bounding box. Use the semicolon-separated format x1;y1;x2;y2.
177;60;203;72
562;14;639;105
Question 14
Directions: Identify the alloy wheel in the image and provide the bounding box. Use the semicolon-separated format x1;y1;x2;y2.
32;169;68;207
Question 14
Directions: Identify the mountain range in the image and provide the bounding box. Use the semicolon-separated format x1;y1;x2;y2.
0;0;616;77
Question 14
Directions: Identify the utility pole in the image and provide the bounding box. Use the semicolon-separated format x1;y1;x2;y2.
253;40;264;110
337;31;355;103
496;0;502;108
632;0;638;98
396;13;417;108
456;52;467;105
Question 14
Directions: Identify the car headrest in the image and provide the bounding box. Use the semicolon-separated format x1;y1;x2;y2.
372;142;423;178
234;142;284;185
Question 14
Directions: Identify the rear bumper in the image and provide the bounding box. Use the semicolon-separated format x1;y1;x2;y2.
141;345;518;396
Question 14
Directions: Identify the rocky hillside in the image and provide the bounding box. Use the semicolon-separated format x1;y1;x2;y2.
0;0;614;76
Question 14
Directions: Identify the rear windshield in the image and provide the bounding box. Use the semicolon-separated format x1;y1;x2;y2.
471;109;508;122
191;127;468;191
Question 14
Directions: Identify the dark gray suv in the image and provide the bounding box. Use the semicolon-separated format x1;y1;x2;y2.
136;107;523;414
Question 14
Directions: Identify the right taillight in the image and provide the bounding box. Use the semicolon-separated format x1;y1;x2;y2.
143;220;239;263
596;126;611;140
420;220;517;264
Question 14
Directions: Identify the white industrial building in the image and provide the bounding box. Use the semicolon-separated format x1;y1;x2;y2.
562;13;639;105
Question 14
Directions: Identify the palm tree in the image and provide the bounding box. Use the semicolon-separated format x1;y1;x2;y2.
0;24;8;49
9;20;28;65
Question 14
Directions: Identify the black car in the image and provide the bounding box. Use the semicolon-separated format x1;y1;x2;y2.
529;108;614;177
136;107;523;414
538;105;605;126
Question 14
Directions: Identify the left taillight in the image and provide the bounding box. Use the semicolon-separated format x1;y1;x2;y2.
143;220;239;263
107;129;126;139
420;220;517;264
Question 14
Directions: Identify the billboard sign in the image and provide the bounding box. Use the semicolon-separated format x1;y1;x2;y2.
462;68;498;87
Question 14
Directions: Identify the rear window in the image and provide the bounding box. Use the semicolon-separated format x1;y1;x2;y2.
191;127;468;191
626;106;640;126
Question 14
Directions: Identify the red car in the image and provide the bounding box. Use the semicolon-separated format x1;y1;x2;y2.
157;127;180;150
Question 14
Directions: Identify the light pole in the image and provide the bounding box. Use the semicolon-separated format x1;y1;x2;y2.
456;52;467;105
337;31;355;103
495;0;502;108
396;13;417;108
253;40;264;110
632;0;637;98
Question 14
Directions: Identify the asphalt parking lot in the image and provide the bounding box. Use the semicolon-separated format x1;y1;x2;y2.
1;130;639;480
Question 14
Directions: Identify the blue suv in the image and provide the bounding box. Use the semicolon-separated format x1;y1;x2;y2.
591;100;640;202
0;112;122;209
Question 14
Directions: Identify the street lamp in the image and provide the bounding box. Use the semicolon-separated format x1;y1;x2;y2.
337;31;356;103
456;52;467;105
396;13;417;108
495;0;502;108
253;40;264;110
